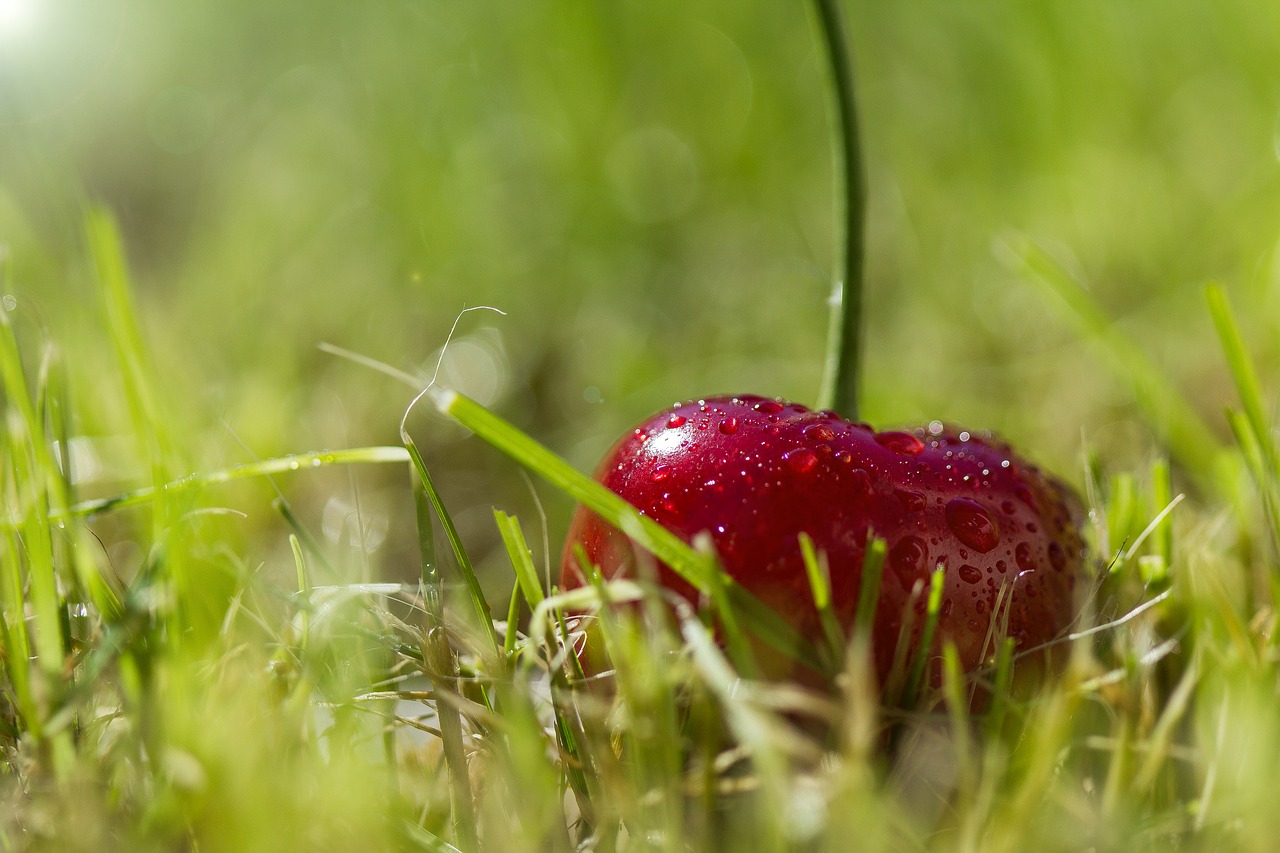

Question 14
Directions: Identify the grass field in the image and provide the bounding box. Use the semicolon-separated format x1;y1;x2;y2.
2;1;1280;850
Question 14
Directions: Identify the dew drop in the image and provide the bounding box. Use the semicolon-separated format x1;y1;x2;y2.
875;431;924;455
804;423;835;442
1015;541;1035;572
719;417;739;435
940;598;954;619
889;536;928;577
1001;500;1016;516
1013;482;1038;510
666;414;687;429
835;450;853;464
651;465;671;483
784;447;819;474
895;489;927;513
957;564;982;585
945;498;999;552
754;400;783;414
995;559;1007;574
1049;541;1067;571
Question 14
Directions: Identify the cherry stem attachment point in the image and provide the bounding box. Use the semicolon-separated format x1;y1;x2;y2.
811;0;867;421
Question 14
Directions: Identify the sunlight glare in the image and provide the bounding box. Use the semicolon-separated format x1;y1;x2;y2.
0;0;33;35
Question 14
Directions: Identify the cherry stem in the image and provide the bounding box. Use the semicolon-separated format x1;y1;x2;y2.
811;0;867;421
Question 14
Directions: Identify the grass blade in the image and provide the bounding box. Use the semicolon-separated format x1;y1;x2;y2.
901;566;946;708
86;206;180;489
403;434;498;655
67;446;411;519
1206;283;1276;477
494;509;544;609
412;475;478;852
1002;237;1222;480
799;532;846;669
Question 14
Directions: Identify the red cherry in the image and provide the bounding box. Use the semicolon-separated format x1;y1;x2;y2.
561;395;1085;687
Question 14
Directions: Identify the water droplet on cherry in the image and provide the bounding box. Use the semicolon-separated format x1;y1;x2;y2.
958;564;982;585
889;535;928;577
1015;541;1035;572
719;417;739;435
875;431;924;455
666;414;687;429
1049;541;1066;571
804;423;835;442
945;498;1000;553
784;447;818;474
895;489;927;513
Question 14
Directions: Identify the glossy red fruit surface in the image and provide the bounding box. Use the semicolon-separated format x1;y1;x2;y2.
561;395;1085;685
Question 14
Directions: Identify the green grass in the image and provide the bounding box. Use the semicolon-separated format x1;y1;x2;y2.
0;209;1275;851
3;1;1280;850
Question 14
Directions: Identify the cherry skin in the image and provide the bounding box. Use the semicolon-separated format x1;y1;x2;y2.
561;395;1085;686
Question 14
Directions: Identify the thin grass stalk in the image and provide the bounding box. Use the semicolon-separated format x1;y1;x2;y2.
494;509;544;609
983;637;1016;739
901;567;946;708
799;532;846;670
412;480;478;852
501;582;522;657
59;446;411;520
701;538;760;680
1206;284;1278;477
403;434;498;656
85;208;179;490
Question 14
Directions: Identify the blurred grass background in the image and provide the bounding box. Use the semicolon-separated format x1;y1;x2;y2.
1;0;1279;590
